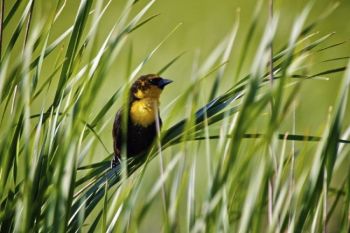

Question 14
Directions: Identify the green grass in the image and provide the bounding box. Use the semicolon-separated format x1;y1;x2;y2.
0;0;349;232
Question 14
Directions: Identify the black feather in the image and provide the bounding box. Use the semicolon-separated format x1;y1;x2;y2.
112;108;162;167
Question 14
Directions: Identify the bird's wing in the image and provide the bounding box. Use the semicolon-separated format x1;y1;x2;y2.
112;109;122;158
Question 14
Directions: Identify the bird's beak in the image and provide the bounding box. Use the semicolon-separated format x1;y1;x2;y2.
158;78;173;89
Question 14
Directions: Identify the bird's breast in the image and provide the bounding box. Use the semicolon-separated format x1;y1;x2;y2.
130;98;159;127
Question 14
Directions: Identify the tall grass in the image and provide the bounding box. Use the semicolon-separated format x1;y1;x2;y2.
0;0;349;232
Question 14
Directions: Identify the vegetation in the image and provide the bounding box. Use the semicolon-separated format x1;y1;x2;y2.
0;0;349;232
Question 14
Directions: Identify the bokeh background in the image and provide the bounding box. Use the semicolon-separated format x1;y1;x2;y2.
3;0;350;231
5;0;350;144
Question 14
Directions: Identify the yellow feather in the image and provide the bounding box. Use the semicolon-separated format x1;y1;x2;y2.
130;85;163;127
134;86;162;99
130;98;159;127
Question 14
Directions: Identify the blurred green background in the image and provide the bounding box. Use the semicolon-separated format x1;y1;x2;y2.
5;0;350;145
3;0;350;231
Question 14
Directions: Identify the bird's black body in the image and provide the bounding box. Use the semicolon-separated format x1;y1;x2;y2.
112;110;161;159
111;74;172;168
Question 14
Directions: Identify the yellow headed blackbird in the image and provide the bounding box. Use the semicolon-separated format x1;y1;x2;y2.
112;74;173;167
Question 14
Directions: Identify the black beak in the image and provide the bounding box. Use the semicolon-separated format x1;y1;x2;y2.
158;78;173;89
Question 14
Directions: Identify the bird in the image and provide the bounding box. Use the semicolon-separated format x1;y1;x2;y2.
111;74;173;168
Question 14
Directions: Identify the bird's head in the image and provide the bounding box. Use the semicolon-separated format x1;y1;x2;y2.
131;74;173;100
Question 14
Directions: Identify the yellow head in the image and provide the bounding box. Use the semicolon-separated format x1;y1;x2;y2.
131;74;173;100
129;74;173;127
